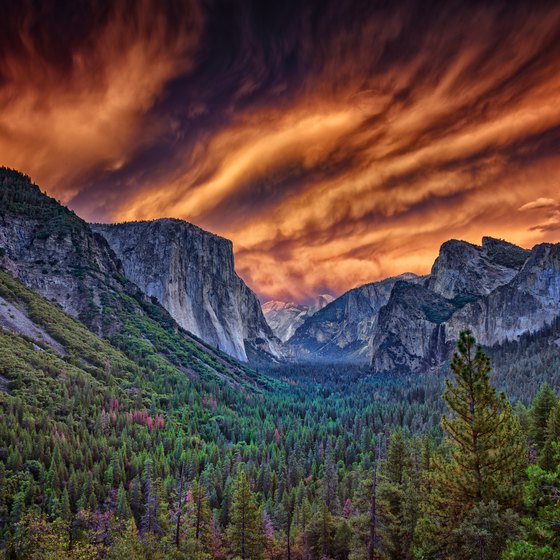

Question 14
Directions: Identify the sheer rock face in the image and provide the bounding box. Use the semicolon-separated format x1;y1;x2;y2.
262;295;334;342
93;219;283;362
447;243;560;346
426;237;530;299
370;281;454;373
370;238;560;374
286;273;420;362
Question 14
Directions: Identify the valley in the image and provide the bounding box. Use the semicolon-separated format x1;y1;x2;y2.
0;168;559;559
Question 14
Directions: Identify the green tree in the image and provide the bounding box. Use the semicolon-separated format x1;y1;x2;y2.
307;500;335;560
227;470;263;560
503;465;560;557
378;430;418;560
426;331;525;559
529;384;558;449
333;519;352;560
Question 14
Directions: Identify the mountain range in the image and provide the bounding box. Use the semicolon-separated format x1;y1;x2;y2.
261;294;334;342
275;235;560;374
1;168;559;379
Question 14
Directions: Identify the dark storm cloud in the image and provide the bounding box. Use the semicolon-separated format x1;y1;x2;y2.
1;0;560;301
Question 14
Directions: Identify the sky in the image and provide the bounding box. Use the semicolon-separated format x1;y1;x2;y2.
1;0;560;303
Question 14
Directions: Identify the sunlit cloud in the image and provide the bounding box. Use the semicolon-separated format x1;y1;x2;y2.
519;198;558;211
1;1;560;302
0;0;203;197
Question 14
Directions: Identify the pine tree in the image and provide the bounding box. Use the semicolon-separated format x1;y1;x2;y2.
428;331;525;558
323;440;339;513
308;500;335;559
192;478;213;549
546;401;560;442
141;459;161;537
530;383;558;449
368;436;382;560
174;461;187;548
378;430;419;560
116;483;132;519
227;470;263;560
333;519;352;560
60;487;71;521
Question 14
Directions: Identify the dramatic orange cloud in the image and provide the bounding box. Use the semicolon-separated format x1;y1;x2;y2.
0;0;202;196
1;1;560;302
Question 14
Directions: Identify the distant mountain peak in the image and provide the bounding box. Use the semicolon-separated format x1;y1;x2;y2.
262;294;334;342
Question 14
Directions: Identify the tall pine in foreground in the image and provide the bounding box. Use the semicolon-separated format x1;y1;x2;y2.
420;330;525;560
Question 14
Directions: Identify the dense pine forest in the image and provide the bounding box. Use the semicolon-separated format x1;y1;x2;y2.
0;260;559;558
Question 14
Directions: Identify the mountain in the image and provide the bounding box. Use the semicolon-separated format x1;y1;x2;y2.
93;220;283;362
287;273;420;362
0;167;277;367
426;237;530;298
370;237;560;374
262;294;334;342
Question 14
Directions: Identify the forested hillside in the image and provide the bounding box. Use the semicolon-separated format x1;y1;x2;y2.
0;266;559;558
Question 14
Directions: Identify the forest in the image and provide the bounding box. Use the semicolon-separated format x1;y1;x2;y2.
0;260;559;559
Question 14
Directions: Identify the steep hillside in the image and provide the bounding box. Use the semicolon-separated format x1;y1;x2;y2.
0;168;280;364
93;220;283;362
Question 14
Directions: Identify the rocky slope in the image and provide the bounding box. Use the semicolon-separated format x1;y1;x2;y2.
287;273;420;362
0;168;129;337
0;168;277;368
262;294;334;342
93;220;282;362
370;237;560;374
426;237;529;298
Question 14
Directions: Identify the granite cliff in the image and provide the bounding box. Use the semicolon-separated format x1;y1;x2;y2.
286;273;420;362
370;237;560;374
93;220;283;362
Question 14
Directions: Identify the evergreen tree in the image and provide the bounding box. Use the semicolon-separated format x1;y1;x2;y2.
323;440;339;513
141;460;161;537
308;500;335;560
427;331;525;559
117;483;132;519
333;519;352;560
192;478;213;550
378;429;418;560
546;401;560;441
227;470;263;560
529;383;558;449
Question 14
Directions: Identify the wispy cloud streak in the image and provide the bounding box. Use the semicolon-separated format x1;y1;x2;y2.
1;1;560;301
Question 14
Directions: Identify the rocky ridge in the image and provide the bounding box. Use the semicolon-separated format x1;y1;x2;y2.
286;273;421;362
370;237;560;374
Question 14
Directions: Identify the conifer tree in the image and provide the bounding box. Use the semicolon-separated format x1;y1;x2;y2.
308;500;335;559
428;330;525;558
529;383;558;449
378;429;418;560
323;440;339;513
141;459;161;537
116;483;132;520
192;478;213;550
227;470;263;560
333;519;352;560
546;401;560;442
